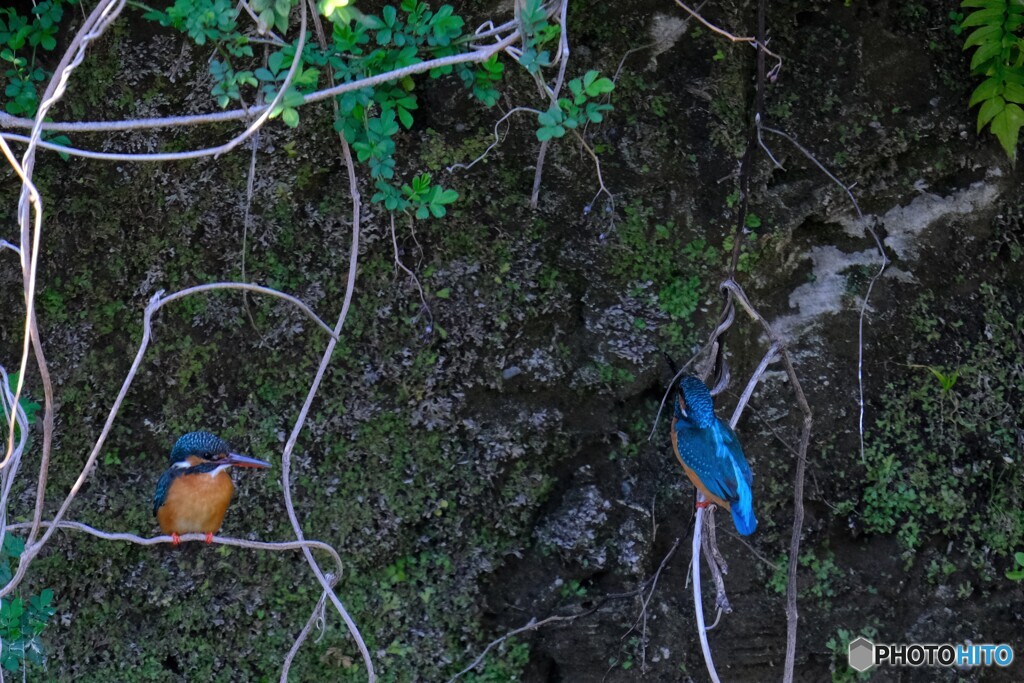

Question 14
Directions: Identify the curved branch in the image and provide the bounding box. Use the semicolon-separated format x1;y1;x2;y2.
6;520;344;576
273;134;373;679
691;499;722;683
7;0;128;558
281;581;332;682
0;34;520;137
156;282;339;339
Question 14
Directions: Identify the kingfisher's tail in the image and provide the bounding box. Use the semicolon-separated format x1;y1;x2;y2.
731;505;758;535
733;485;757;532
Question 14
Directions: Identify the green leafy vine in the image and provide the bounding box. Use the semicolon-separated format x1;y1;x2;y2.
960;0;1024;160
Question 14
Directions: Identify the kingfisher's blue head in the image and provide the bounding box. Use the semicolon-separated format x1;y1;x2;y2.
677;376;716;429
169;431;231;464
168;431;271;469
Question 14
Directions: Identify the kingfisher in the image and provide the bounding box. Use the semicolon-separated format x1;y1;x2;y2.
153;431;271;545
671;375;757;535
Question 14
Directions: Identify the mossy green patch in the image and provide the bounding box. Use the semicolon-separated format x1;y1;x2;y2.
843;284;1024;581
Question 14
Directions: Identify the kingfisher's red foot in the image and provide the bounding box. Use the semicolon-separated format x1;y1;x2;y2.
205;532;214;545
171;533;181;546
696;500;713;509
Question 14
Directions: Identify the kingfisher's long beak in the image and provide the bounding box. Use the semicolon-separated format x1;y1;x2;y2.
225;453;272;468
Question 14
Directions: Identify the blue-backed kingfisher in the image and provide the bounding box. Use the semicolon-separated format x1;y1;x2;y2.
671;376;757;535
153;431;271;545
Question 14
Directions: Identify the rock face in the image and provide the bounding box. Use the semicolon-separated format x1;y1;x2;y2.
0;1;1022;681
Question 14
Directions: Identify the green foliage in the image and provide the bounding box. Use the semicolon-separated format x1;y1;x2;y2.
610;203;723;355
398;172;458;218
459;55;503;107
925;365;960;393
1007;551;1024;580
517;0;556;74
721;231;764;273
800;549;842;602
559;578;587;598
144;0;242;47
767;554;788;595
535;70;615;141
460;641;530;682
0;1;65;116
2;372;41;441
209;59;257;108
252;0;293;34
856;286;1024;580
254;46;319;127
317;1;475;215
960;0;1024;160
0;535;56;673
593;362;636;388
142;0;498;218
768;549;843;604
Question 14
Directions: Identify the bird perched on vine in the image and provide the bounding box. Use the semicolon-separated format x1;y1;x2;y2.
671;375;757;535
153;431;271;545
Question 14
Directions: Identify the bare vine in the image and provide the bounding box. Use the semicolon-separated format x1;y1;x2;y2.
449;538;682;682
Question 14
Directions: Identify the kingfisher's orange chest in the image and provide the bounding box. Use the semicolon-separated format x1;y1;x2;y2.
156;466;235;536
154;431;272;544
671;419;732;510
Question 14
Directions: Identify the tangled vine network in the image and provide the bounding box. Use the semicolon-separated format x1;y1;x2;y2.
0;0;590;680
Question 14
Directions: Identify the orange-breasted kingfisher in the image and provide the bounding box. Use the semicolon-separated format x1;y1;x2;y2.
153;431;271;545
671;375;757;535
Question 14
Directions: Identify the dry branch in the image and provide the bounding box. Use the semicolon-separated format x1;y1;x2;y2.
449;538;682;682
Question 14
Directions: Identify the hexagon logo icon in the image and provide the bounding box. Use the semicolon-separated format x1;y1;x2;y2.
848;637;876;672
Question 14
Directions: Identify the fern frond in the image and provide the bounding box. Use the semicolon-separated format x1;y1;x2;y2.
961;0;1024;160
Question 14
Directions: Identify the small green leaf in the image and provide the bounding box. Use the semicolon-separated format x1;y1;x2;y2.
1004;82;1024;104
537;110;559;127
961;7;1006;28
435;288;451;299
397;106;414;129
585;76;614;97
961;0;1007;8
536;127;552;141
3;534;25;559
990;103;1024;160
969;39;1002;70
281;107;299;128
969;77;1000;107
963;23;1002;50
977;95;1005;131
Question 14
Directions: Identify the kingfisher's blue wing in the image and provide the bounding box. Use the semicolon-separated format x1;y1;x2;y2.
718;421;753;487
673;405;757;535
673;418;736;501
713;420;757;534
153;469;176;516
